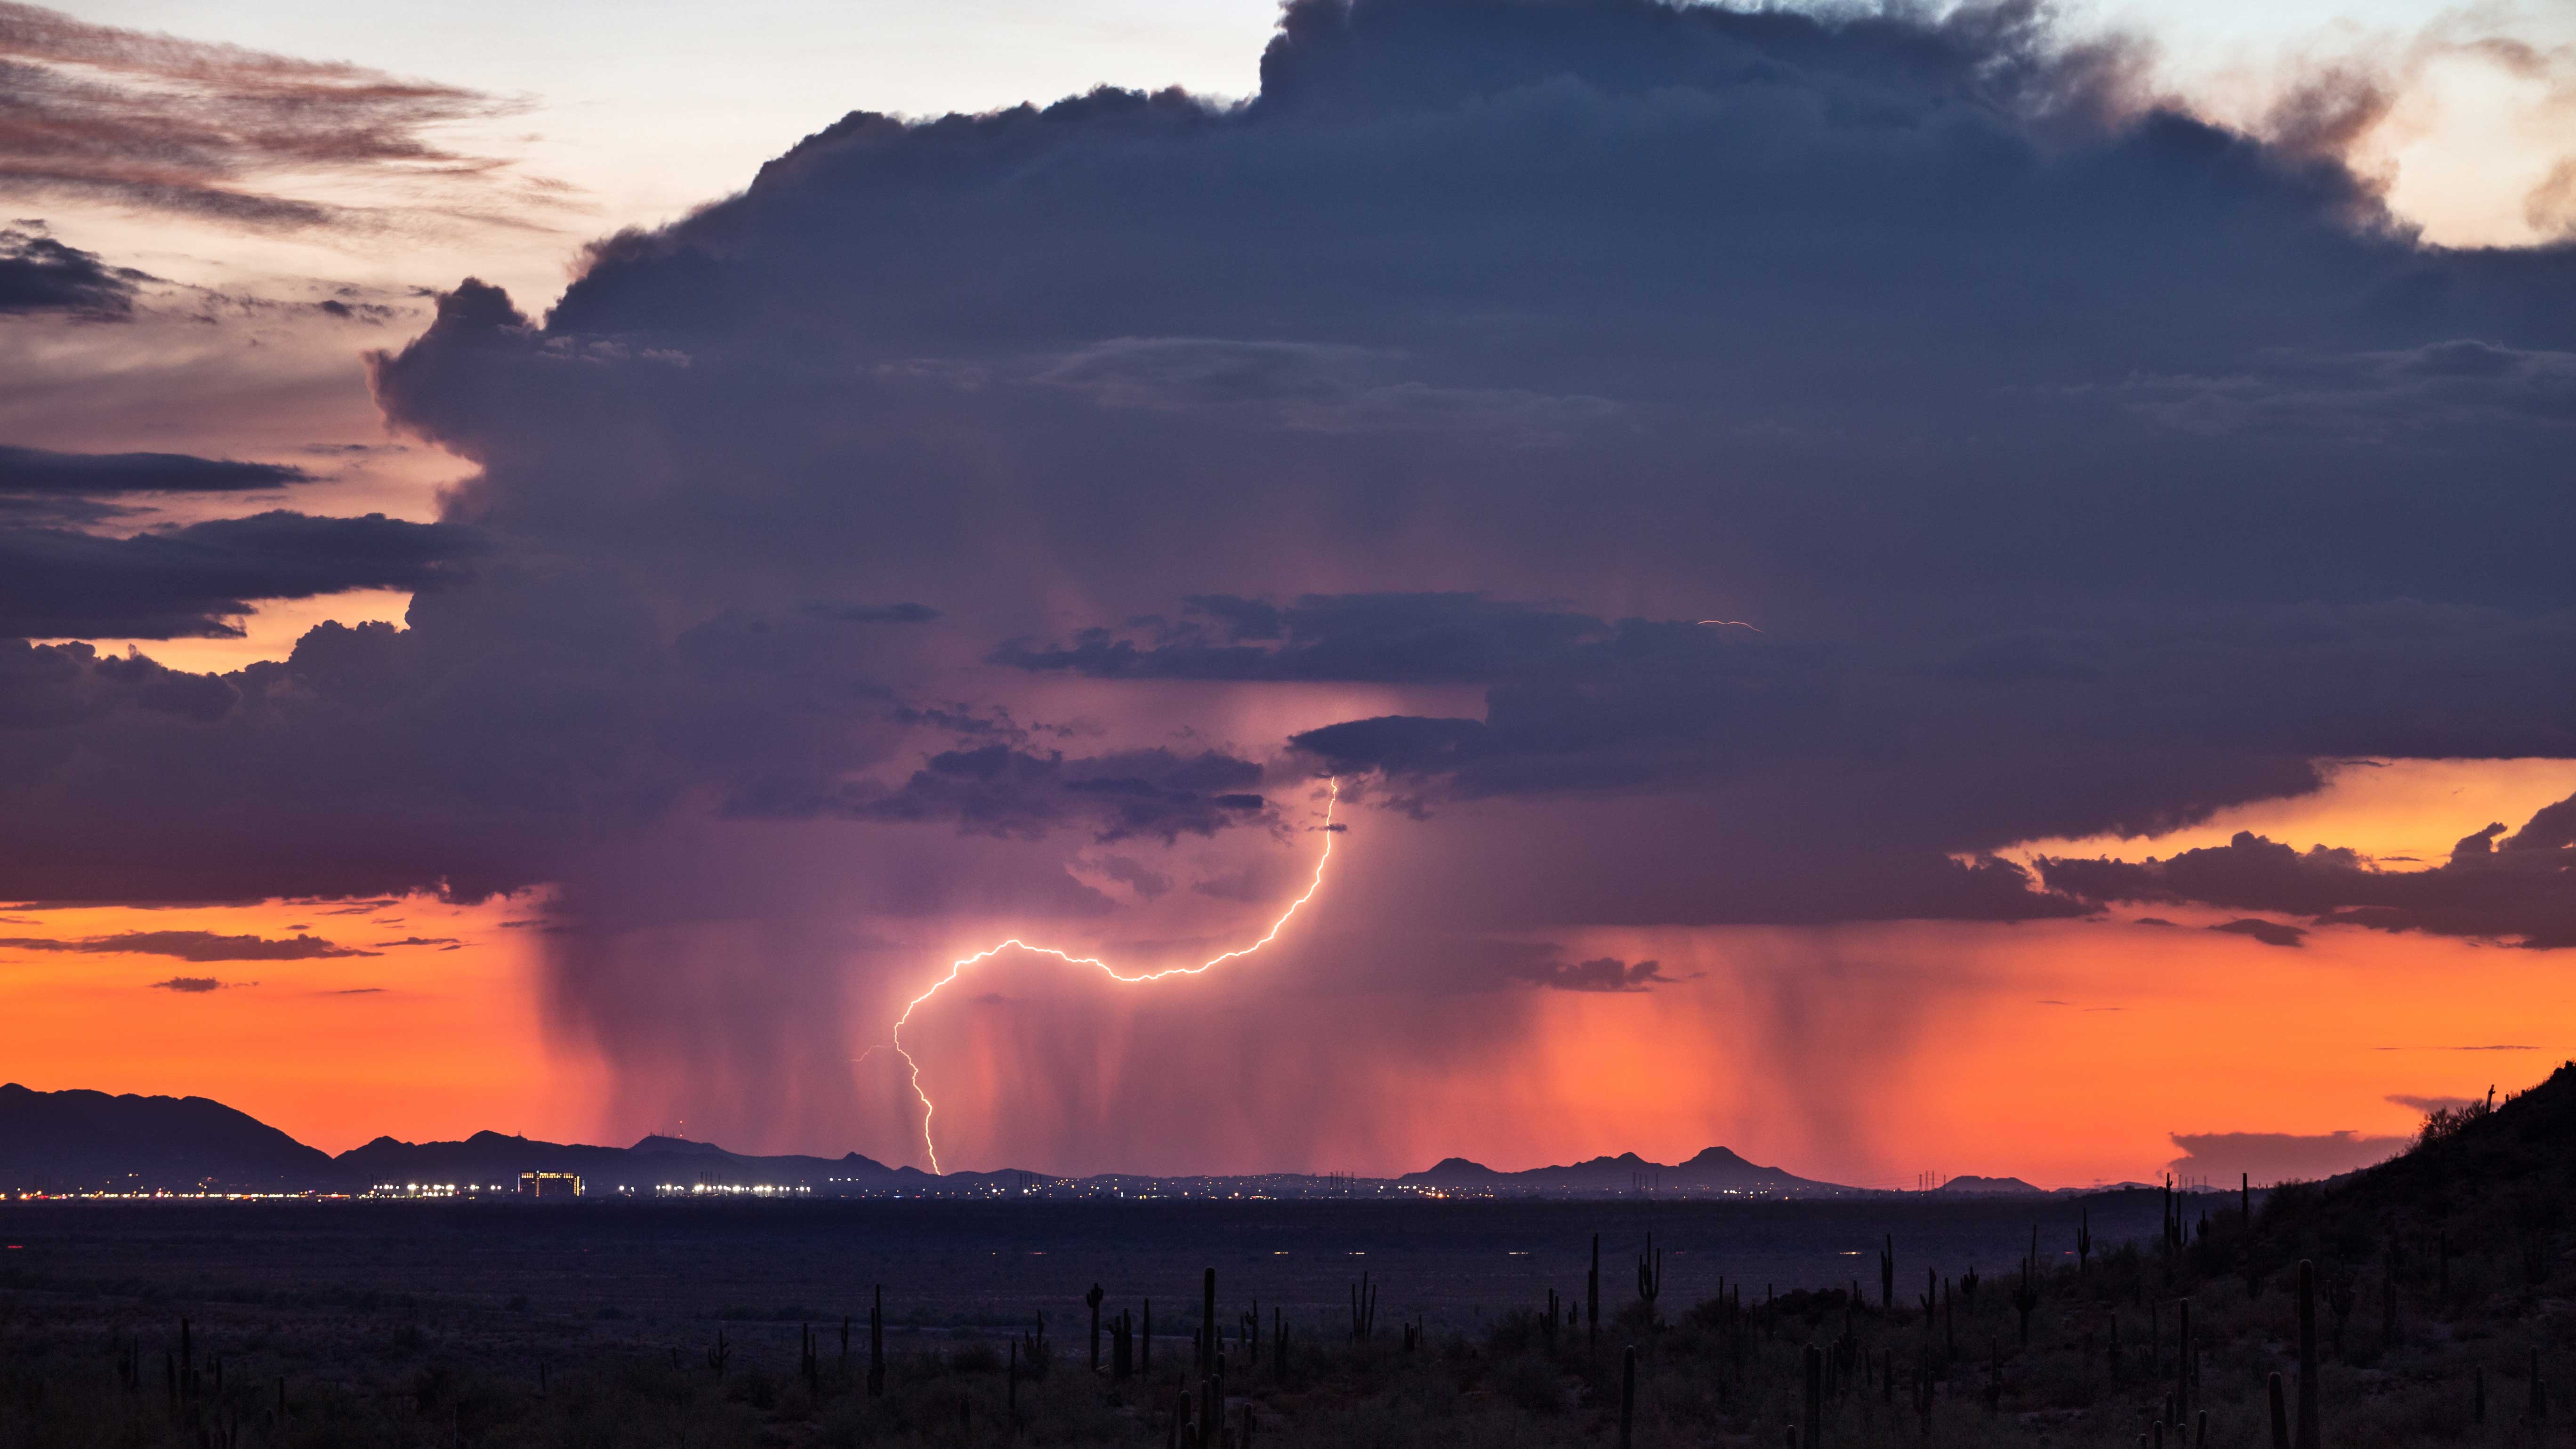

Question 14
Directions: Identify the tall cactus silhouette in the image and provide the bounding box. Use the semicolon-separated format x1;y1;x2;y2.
2012;1227;2041;1346
1636;1232;1663;1325
868;1285;885;1397
1087;1283;1105;1374
1588;1233;1601;1353
1201;1268;1217;1375
2077;1208;2093;1277
1880;1234;1895;1311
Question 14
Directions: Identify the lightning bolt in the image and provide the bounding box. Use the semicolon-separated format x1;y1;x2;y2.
888;780;1340;1175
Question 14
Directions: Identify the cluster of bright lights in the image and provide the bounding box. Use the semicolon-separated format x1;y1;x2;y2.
887;781;1341;1175
652;1183;812;1196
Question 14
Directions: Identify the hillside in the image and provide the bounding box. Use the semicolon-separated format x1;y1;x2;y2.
334;1132;910;1193
0;1083;339;1191
2249;1059;2576;1279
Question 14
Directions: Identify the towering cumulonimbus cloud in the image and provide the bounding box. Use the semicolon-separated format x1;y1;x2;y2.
5;0;2575;1164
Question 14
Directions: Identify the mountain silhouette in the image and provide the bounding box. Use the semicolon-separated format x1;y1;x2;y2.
1397;1144;1833;1193
6;1083;1884;1195
0;1082;338;1191
1931;1174;2046;1196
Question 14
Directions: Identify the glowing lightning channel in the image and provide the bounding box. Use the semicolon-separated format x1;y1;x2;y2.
888;780;1340;1175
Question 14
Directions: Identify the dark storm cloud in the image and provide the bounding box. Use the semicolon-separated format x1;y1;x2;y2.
0;225;146;316
0;511;485;639
147;975;221;992
2039;789;2576;948
0;3;532;229
18;0;2571;931
0;929;370;960
357;0;2576;942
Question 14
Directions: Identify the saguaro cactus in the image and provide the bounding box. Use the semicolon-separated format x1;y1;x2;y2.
1881;1234;1895;1311
869;1285;886;1398
2268;1371;2288;1449
1588;1234;1602;1352
1348;1272;1377;1343
1088;1283;1105;1374
1618;1344;1637;1449
1636;1233;1663;1326
2013;1228;2042;1346
2175;1299;2192;1423
1201;1269;1218;1376
2077;1208;2093;1277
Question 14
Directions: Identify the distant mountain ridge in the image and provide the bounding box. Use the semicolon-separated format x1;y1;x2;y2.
1396;1144;1830;1194
335;1129;916;1193
3;1082;1980;1198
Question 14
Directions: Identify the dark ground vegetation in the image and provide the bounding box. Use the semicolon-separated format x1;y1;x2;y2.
0;1069;2570;1446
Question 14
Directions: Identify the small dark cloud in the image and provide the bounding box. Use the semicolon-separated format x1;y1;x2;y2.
373;936;459;948
2167;1129;2407;1185
994;593;1615;684
330;987;384;995
2043;789;2576;949
799;601;940;624
148;976;222;992
312;900;401;915
2134;918;2180;928
1514;955;1674;993
0;445;314;527
0;225;149;317
2210;917;2307;948
0;930;374;960
0;510;483;640
1037;337;1617;437
823;744;1269;845
1098;855;1170;901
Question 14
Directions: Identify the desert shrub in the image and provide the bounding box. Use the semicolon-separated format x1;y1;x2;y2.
1488;1350;1567;1416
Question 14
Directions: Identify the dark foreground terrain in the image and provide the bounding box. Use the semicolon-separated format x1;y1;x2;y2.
0;1074;2570;1445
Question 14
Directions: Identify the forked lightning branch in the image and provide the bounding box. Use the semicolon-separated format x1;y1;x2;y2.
887;781;1341;1173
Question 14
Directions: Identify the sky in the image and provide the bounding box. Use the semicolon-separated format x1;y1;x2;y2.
1;0;2573;1187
